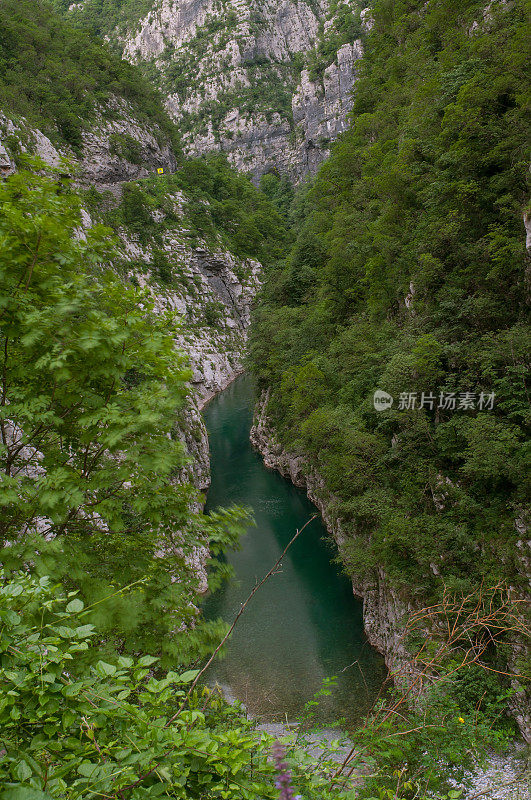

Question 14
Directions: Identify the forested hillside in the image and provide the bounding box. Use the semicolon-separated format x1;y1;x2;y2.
0;0;179;154
250;0;530;730
51;0;154;37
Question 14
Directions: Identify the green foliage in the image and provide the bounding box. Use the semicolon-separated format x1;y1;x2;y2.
120;183;155;243
51;0;154;38
139;154;290;265
259;173;295;220
0;165;247;665
0;0;180;154
109;132;144;165
150;248;173;284
0;570;271;799
350;684;506;798
203;300;225;328
0;571;364;799
249;0;530;715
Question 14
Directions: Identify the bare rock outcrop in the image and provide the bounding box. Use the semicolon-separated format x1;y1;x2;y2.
99;0;368;182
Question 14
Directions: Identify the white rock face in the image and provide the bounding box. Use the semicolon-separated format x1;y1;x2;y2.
106;218;262;594
0;114;64;169
291;41;363;174
119;0;366;182
79;98;178;187
360;7;373;31
524;212;531;250
122;235;261;408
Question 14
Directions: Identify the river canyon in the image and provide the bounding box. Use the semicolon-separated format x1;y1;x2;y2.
203;374;386;726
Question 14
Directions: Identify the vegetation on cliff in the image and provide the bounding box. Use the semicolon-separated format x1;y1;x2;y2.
250;0;530;736
0;165;251;666
108;154;290;264
0;0;179;152
0;0;529;796
252;0;529;596
51;0;154;37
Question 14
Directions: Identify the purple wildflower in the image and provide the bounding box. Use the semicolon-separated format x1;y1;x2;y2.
272;740;298;800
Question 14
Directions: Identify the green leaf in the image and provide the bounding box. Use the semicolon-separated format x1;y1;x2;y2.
74;624;95;639
95;660;116;677
138;655;158;667
77;761;98;777
14;760;32;781
179;670;199;683
2;791;54;800
62;682;84;697
66;598;84;613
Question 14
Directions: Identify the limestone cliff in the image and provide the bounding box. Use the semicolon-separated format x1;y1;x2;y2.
0;111;258;398
0;106;260;495
1;108;262;596
62;0;371;182
0;101;177;193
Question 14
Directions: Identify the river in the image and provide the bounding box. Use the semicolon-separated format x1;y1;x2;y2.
203;374;385;727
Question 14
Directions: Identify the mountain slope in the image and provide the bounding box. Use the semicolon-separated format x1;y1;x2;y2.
249;0;531;739
0;0;179;159
53;0;372;181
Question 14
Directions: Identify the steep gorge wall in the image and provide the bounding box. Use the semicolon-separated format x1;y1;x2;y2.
62;0;370;182
250;391;531;743
0;107;261;513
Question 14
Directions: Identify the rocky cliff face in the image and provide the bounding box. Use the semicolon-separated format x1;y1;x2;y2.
1;109;257;399
112;199;261;592
0;109;261;586
62;0;369;182
0;100;177;193
164;35;364;183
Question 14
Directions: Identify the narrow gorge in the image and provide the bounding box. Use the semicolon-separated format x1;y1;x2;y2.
0;0;529;798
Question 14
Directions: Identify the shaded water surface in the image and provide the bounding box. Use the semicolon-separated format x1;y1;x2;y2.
203;374;385;726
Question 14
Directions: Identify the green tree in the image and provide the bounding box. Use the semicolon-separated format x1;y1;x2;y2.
0;165;246;664
0;0;181;155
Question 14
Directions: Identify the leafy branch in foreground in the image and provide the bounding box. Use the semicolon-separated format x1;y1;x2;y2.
0;571;348;800
0;164;247;664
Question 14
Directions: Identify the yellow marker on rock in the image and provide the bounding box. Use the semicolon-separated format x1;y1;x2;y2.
157;167;164;174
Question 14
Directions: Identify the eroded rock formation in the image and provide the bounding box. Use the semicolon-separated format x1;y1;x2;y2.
80;0;371;182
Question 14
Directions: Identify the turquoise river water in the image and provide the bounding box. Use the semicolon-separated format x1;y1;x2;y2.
203;374;385;727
